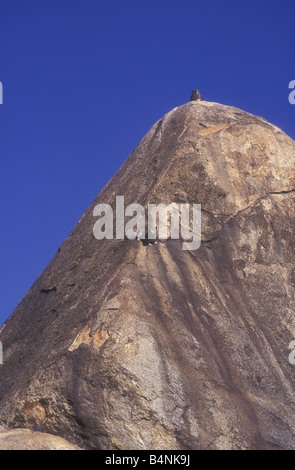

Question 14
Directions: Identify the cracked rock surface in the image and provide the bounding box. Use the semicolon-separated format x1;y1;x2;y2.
0;101;295;450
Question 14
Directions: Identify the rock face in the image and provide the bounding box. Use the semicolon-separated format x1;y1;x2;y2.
0;427;81;450
1;101;295;450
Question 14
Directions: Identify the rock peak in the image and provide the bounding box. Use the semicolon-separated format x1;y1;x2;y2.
0;102;295;450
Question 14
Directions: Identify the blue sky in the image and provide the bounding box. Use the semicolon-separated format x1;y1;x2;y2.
0;0;294;325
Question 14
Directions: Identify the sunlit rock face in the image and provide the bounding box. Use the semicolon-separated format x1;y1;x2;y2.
0;427;81;450
1;100;295;450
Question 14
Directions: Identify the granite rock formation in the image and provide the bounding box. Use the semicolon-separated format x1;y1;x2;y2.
0;426;81;450
1;100;295;450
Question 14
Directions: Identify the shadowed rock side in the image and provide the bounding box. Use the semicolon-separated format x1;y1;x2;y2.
1;101;295;450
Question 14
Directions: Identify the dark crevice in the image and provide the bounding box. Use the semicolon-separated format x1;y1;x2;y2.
269;189;295;195
40;287;57;294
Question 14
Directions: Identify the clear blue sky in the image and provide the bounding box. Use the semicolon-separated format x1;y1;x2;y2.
0;0;294;325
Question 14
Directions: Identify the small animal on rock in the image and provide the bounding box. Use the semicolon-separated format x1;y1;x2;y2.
190;89;203;101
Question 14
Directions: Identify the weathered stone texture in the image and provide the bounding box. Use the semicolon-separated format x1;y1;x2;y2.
0;101;295;450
